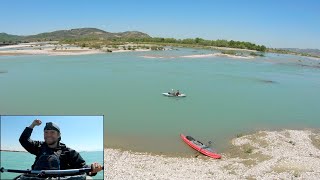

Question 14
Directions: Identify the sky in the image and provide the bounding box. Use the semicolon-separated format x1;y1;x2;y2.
1;0;319;49
0;116;103;151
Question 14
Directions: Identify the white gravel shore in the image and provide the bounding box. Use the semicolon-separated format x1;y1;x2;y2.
181;53;254;59
104;129;320;179
0;43;151;56
140;53;254;59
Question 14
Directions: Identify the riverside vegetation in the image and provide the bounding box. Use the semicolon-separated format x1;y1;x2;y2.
2;28;319;58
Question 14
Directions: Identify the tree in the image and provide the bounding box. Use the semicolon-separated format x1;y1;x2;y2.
182;38;195;44
164;38;177;43
259;45;267;52
195;37;203;44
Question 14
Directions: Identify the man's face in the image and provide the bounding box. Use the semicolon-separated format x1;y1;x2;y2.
44;130;60;145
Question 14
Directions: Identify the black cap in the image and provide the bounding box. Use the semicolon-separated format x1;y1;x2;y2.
44;122;60;133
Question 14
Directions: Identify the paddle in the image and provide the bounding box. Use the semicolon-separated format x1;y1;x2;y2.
0;166;104;177
195;153;200;158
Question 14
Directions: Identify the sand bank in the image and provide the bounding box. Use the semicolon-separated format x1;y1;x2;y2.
210;46;258;52
0;49;103;56
111;49;151;53
180;53;254;59
140;53;254;59
0;46;151;56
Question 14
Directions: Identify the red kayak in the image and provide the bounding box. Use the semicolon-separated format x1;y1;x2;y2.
180;134;221;159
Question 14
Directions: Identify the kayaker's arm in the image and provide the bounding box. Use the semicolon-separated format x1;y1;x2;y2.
19;127;42;156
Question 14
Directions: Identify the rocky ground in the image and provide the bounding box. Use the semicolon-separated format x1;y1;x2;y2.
104;129;320;179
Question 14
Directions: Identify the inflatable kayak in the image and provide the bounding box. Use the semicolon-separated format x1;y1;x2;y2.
180;134;221;159
162;93;186;97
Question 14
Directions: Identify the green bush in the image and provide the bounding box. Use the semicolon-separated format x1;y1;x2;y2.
221;50;236;55
245;148;253;154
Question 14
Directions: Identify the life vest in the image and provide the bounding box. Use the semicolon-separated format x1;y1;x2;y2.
33;144;63;170
16;144;89;180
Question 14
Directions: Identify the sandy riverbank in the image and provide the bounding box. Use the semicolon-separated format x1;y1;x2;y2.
0;49;152;56
0;49;104;56
140;53;254;59
181;53;254;59
111;49;151;53
210;46;258;52
0;42;152;56
306;56;320;61
104;129;320;179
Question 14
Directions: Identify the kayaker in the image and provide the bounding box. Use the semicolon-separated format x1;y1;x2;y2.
19;119;102;176
175;90;180;96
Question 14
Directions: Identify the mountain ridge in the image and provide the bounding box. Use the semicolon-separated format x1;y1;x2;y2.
0;27;151;42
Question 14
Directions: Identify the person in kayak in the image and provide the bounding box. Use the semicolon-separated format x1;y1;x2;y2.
175;90;180;96
19;119;102;176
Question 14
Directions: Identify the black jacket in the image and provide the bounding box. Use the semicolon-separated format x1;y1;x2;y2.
19;127;96;175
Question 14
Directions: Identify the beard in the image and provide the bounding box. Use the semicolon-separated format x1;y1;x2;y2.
45;138;58;145
46;140;57;145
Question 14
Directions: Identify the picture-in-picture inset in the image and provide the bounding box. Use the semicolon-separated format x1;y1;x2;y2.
0;115;104;180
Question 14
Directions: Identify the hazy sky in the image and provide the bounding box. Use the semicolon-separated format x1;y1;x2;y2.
1;116;103;151
1;0;319;49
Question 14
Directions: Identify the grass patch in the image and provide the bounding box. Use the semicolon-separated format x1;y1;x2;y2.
310;134;320;150
226;131;271;163
245;148;253;154
245;132;269;148
221;50;237;55
250;52;265;57
236;133;244;138
272;161;305;177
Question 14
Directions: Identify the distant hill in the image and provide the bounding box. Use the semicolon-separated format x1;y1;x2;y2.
0;33;24;42
280;48;320;57
115;31;151;39
0;28;151;42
